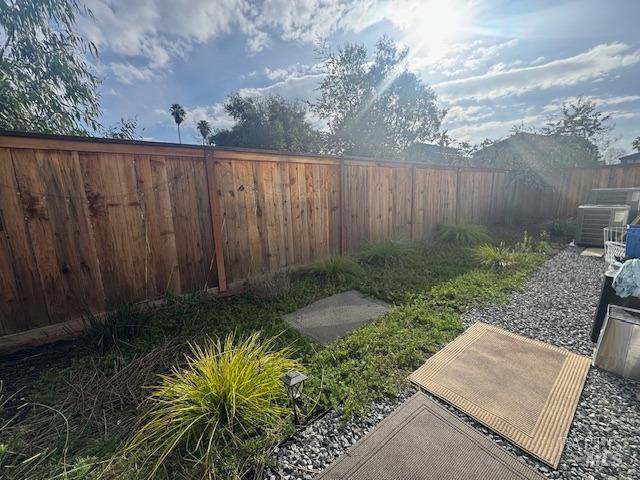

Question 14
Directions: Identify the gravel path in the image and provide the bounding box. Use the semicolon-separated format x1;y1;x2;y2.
267;249;640;480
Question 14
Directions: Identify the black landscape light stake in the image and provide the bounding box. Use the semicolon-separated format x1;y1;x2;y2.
281;370;307;424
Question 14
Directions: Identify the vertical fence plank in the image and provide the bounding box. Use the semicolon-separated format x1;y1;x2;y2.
0;148;40;334
11;148;71;323
205;150;227;292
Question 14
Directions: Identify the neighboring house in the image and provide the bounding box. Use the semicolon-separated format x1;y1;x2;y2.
405;143;470;165
472;132;598;171
619;152;640;165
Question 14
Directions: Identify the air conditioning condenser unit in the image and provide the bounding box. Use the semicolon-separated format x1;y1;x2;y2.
574;205;630;247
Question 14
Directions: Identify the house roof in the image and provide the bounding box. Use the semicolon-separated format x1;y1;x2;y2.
406;142;469;164
619;152;640;163
472;132;598;169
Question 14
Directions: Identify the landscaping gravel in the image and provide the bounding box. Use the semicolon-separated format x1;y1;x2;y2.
266;248;640;480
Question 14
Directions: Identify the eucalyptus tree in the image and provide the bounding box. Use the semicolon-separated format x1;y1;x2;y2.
169;103;186;143
0;0;101;134
102;117;142;140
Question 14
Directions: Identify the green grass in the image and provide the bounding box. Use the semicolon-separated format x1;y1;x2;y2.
0;225;548;479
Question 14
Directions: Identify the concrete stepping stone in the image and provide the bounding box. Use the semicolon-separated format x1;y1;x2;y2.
284;290;391;344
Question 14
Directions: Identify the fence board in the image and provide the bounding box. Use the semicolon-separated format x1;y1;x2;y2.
412;167;457;239
0;148;50;331
166;157;216;291
457;169;494;223
12;149;73;323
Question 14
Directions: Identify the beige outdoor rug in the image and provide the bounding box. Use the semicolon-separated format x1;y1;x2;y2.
409;322;591;468
317;392;544;480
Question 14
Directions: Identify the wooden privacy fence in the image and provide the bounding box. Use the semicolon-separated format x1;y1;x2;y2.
0;132;636;351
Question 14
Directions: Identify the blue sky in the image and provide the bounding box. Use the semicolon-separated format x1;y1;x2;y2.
82;0;640;154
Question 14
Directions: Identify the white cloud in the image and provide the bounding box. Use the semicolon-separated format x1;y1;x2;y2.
434;43;640;101
80;1;424;71
264;62;321;81
601;110;640;120
82;0;481;82
412;38;519;77
186;104;234;131
237;73;323;101
104;62;157;84
541;94;640;115
444;105;494;123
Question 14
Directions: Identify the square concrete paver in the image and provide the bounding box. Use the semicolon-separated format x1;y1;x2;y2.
318;393;544;480
284;290;392;344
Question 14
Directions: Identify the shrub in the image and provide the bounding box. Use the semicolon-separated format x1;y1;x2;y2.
357;241;418;267
474;243;525;270
513;230;552;254
83;304;149;353
297;257;363;283
126;333;301;478
513;230;534;253
247;271;291;301
434;224;491;246
536;230;552;253
541;217;575;238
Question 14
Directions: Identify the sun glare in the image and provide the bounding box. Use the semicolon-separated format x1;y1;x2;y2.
390;0;474;63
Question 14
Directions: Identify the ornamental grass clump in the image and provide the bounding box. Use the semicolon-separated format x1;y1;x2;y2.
434;223;491;246
474;243;527;270
126;333;302;479
297;256;364;283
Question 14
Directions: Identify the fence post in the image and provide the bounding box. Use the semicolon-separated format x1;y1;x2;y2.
204;148;228;292
339;159;346;255
488;170;496;224
410;164;416;241
455;167;461;224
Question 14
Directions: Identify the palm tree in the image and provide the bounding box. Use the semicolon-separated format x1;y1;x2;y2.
197;120;211;145
169;104;186;143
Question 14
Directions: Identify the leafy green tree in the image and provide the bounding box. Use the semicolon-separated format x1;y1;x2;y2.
102;117;142;140
314;36;444;158
542;97;613;155
0;0;101;134
210;94;321;152
633;136;640;152
169;103;186;143
197;120;211;145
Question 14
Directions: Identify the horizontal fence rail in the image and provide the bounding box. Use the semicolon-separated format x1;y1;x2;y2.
0;132;636;352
